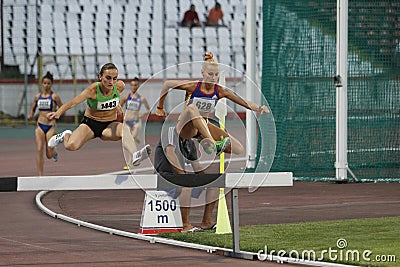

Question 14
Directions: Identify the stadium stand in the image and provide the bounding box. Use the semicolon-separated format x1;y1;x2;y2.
1;0;263;80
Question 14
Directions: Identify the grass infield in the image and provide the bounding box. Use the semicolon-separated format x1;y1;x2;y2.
159;216;399;266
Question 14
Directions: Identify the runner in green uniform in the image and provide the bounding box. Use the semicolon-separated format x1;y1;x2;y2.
47;63;151;166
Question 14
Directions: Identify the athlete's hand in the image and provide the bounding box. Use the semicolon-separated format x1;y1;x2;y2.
46;112;59;120
259;105;269;114
116;104;123;115
155;106;166;118
254;105;270;117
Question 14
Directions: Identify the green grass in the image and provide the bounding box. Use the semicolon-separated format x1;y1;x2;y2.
159;217;399;266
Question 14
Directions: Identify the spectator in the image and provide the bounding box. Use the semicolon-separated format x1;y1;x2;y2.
206;2;225;26
180;4;202;28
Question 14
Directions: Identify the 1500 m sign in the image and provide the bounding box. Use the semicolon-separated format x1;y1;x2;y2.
139;190;183;234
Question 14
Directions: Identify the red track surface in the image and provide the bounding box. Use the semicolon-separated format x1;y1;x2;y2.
0;129;399;266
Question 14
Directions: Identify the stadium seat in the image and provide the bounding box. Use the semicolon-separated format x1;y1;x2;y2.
82;38;96;54
126;63;139;76
178;27;191;46
3;0;255;80
95;38;109;54
55;38;69;55
205;27;218;46
178;63;191;78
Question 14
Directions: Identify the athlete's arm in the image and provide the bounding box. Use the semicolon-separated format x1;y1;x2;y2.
156;80;196;117
47;84;96;120
119;94;128;109
53;93;63;110
140;96;151;117
116;80;126;94
27;94;39;120
219;87;269;114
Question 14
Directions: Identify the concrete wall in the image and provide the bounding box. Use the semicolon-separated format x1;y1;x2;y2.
0;78;248;119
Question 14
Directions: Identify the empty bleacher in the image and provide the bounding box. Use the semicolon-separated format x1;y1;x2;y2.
2;0;263;80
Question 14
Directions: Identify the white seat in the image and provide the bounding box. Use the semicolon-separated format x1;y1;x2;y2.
205;27;217;38
67;0;81;13
151;53;163;65
83;37;96;54
177;65;191;78
191;27;204;39
165;66;177;78
218;27;230;39
206;45;219;55
139;62;152;78
165;44;177;55
110;38;122;54
112;53;124;64
192;41;204;55
151;18;163;34
123;39;136;55
205;27;218;45
191;63;202;78
218;53;231;65
152;62;164;75
55;39;68;55
69;37;82;55
178;53;191;64
98;55;112;66
56;56;69;65
27;38;38;55
165;28;178;45
178;31;191;47
41;37;55;47
218;36;231;51
231;36;244;52
126;63;139;76
138;19;150;31
234;53;245;73
96;38;110;54
231;21;244;38
178;45;191;54
150;43;163;54
166;53;177;67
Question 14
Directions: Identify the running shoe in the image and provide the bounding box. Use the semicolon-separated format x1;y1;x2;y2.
123;165;130;170
132;144;152;166
214;136;230;156
52;147;58;162
48;130;72;148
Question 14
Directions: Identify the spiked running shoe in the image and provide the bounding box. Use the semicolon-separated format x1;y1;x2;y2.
48;130;72;148
132;144;152;166
214;136;230;156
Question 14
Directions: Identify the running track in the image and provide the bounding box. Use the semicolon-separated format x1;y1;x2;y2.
0;126;399;266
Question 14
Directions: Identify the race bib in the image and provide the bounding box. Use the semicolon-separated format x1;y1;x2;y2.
37;99;51;110
97;98;119;111
192;97;216;114
126;99;140;111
